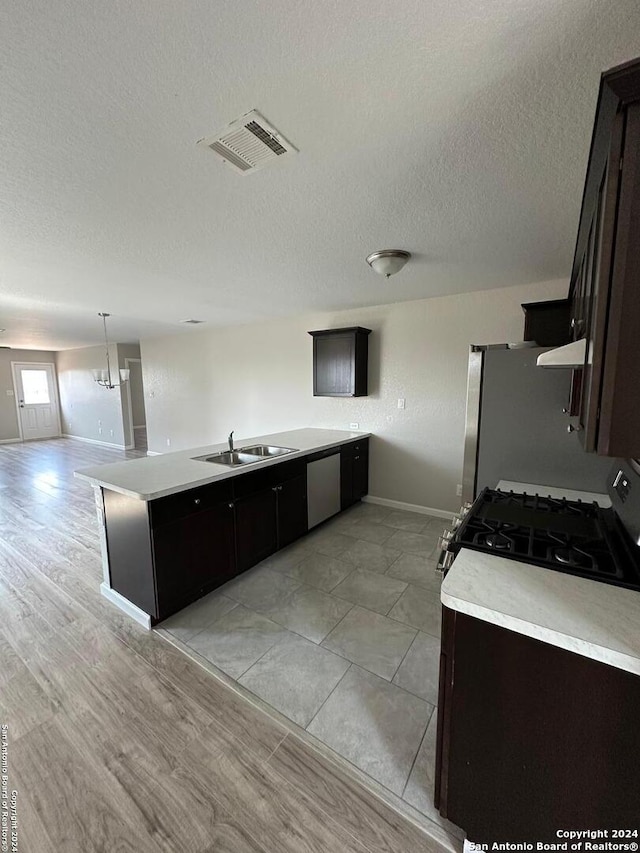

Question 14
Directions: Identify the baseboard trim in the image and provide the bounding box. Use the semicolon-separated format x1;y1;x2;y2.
0;438;20;444
146;450;161;456
62;433;127;450
100;583;151;630
364;494;452;519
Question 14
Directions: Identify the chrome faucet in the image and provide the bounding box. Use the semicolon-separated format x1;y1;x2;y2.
228;431;234;452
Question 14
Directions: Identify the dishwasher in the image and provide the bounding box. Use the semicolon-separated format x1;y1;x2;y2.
306;448;341;529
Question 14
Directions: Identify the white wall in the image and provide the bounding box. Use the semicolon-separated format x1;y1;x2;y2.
141;279;568;512
56;344;127;447
0;349;58;441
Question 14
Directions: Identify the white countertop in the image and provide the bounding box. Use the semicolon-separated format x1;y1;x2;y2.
497;479;611;507
75;428;370;501
442;548;640;675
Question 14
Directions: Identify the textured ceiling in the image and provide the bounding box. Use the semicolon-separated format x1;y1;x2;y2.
2;0;640;349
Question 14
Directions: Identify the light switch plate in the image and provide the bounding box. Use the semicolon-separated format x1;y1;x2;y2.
350;422;359;430
5;389;13;396
397;398;405;409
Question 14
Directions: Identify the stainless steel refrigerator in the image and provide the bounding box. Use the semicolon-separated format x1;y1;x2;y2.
461;344;613;502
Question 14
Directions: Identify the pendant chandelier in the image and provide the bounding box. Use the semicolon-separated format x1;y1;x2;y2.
92;313;130;389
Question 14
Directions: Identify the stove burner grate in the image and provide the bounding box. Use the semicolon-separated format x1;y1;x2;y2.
551;546;592;569
484;532;513;551
451;487;639;587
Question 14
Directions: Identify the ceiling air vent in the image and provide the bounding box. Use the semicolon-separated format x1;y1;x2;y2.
197;110;298;175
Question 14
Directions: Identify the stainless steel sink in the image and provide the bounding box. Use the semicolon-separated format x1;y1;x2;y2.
239;445;296;457
192;451;261;467
192;445;297;467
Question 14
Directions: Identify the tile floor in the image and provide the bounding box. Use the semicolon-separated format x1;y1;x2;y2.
161;500;459;831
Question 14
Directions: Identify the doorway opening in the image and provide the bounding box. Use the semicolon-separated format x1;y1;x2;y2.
124;358;147;452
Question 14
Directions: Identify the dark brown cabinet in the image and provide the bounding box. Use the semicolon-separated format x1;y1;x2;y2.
153;499;236;617
568;59;640;457
308;327;371;397
233;458;307;572
234;487;278;573
435;606;640;841
521;299;571;347
276;473;307;548
340;438;369;509
105;479;236;621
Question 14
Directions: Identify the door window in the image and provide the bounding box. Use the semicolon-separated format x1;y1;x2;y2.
21;369;51;404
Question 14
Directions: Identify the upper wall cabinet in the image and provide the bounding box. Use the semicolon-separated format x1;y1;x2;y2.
569;58;640;457
308;327;371;397
521;299;571;347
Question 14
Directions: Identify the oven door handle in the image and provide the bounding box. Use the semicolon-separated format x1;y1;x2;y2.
436;549;455;575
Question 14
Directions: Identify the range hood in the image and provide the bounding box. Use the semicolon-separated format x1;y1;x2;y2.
536;338;587;369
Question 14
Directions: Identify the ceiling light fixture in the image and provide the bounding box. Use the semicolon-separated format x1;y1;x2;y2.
92;313;130;390
366;249;411;278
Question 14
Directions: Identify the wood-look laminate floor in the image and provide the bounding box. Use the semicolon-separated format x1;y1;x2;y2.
0;437;452;853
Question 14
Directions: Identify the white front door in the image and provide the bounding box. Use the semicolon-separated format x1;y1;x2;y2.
12;362;61;440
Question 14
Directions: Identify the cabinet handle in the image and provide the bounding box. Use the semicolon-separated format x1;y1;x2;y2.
571;318;584;332
354;455;360;460
567;424;582;433
194;498;201;505
562;407;569;414
228;502;234;509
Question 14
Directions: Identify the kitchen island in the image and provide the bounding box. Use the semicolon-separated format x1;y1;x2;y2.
76;428;371;628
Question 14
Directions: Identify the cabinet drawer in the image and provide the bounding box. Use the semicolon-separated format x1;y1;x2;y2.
233;458;306;500
150;480;233;527
342;438;369;458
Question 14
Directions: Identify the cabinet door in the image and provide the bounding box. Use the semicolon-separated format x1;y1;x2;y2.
235;488;278;573
440;610;640;841
314;334;355;396
340;440;370;508
352;445;369;501
153;500;236;619
596;102;640;456
276;473;307;549
340;445;355;509
575;112;624;449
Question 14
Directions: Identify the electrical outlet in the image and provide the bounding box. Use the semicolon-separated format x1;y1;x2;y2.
98;427;102;435
397;398;405;410
110;429;114;437
98;419;102;426
166;438;171;447
6;389;13;396
350;422;359;430
456;484;463;497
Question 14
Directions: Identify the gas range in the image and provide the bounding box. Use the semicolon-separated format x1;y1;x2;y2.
438;462;640;591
